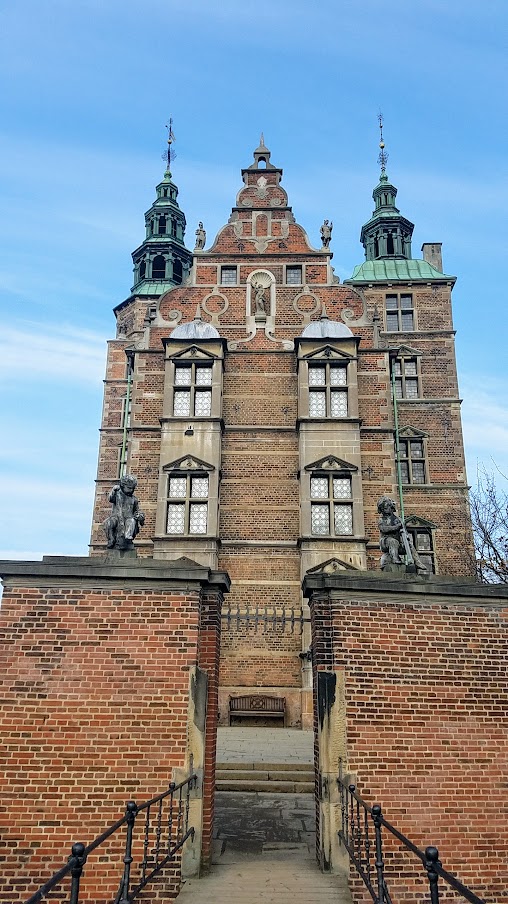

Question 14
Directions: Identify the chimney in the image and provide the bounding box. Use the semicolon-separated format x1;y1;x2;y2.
421;243;443;272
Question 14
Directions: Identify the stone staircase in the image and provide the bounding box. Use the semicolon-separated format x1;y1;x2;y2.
216;761;314;793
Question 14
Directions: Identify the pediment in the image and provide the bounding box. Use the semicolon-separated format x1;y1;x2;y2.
163;455;215;473
303;345;354;361
405;514;437;529
304;455;358;473
168;345;217;361
306;557;359;574
399;425;428;438
389;344;422;358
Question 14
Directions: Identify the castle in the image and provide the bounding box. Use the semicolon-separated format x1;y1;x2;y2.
90;132;473;729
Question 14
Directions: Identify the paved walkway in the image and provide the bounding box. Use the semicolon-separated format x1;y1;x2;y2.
176;791;352;903
217;727;314;764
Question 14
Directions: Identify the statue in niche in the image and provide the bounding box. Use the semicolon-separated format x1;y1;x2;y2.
320;219;333;248
104;476;145;551
252;281;269;317
194;222;206;251
377;496;428;573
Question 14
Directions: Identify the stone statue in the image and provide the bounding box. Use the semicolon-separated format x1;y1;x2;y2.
377;496;428;573
253;282;268;316
320;219;333;248
104;475;145;551
378;496;404;567
194;222;206;251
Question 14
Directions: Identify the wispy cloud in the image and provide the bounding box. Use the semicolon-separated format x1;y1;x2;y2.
0;322;106;385
460;374;508;482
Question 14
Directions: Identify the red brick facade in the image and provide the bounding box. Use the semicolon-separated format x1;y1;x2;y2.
89;139;474;729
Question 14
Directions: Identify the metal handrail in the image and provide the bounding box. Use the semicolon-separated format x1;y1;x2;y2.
338;773;486;904
23;768;197;904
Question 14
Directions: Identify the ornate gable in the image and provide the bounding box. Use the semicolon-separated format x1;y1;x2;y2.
304;455;358;473
398;424;429;438
306;557;359;574
388;344;422;358
405;514;437;529
303;345;355;361
165;345;217;361
162;455;215;473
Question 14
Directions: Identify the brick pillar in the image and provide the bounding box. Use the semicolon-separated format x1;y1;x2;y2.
309;591;346;874
197;583;224;868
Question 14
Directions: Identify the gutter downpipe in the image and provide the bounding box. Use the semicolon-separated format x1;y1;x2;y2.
119;350;134;477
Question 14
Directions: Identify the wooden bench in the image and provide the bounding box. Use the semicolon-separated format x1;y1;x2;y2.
229;694;285;726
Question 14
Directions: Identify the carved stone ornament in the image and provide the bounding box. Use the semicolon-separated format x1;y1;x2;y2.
201;291;229;326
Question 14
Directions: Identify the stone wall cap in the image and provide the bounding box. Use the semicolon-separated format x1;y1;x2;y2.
302;569;508;602
0;555;231;592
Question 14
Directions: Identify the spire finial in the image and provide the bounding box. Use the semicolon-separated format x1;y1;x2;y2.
163;117;177;175
377;112;388;177
260;132;265;147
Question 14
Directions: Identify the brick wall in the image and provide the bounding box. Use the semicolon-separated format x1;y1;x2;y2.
0;559;228;903
307;573;508;904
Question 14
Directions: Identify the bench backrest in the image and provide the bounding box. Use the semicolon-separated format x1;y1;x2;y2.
229;695;285;713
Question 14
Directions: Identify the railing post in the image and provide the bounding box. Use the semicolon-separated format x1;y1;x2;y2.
119;800;138;904
69;842;86;904
371;804;386;904
425;846;441;904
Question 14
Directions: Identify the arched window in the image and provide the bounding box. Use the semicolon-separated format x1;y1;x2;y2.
158;216;166;235
152;255;166;279
173;259;183;283
139;260;146;280
258;157;267;169
386;233;394;255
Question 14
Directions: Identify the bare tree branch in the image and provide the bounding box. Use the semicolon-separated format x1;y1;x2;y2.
469;467;508;583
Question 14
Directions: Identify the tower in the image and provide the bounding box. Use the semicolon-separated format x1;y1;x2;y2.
91;132;474;727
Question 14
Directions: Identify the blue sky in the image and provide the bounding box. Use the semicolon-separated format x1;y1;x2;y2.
0;0;507;559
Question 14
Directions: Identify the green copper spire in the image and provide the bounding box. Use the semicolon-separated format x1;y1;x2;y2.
131;122;192;295
359;116;414;261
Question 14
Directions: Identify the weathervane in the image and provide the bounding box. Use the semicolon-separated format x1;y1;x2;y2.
162;117;177;173
378;112;388;175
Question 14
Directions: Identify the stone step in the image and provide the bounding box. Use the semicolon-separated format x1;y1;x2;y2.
216;769;314;784
216;779;315;793
216;761;312;772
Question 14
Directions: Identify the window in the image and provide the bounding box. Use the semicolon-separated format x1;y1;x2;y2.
152;254;166;279
171;219;177;237
286;266;302;285
173;259;183;283
166;473;209;535
158;216;166;235
308;363;348;418
139;260;146;281
310;473;353;536
406;526;435;573
173;363;212;417
385;294;414;331
221;266;237;285
399;438;426;484
392;358;419;399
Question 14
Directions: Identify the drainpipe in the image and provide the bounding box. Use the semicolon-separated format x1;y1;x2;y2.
119;350;134;477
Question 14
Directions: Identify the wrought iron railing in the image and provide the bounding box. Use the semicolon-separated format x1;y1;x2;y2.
222;601;309;633
338;772;486;904
23;767;197;904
